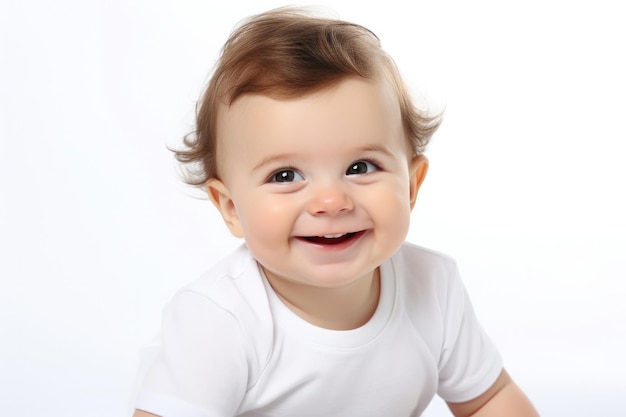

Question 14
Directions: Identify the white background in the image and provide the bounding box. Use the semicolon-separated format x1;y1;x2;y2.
1;0;625;416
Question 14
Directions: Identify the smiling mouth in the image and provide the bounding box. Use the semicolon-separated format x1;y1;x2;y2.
299;231;364;245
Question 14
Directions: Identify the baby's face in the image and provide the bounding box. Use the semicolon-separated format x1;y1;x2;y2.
210;77;427;289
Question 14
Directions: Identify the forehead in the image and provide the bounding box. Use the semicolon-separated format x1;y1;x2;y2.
215;77;406;171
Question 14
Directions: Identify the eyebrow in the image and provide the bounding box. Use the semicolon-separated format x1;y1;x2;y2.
251;144;395;172
252;153;299;172
358;144;395;159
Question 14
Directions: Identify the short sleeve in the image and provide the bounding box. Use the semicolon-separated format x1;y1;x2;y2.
135;290;249;417
436;267;503;403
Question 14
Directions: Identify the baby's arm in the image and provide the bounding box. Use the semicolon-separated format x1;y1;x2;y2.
447;369;538;417
132;411;159;417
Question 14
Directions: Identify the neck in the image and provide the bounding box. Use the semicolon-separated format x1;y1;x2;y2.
263;268;381;331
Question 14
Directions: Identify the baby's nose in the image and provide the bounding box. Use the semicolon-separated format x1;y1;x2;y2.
307;183;354;216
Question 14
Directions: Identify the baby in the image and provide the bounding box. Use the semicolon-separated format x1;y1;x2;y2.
133;7;538;417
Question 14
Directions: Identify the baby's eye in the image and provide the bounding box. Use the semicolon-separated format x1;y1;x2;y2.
345;160;379;176
270;169;304;183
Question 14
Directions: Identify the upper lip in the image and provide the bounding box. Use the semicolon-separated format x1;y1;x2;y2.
298;230;363;238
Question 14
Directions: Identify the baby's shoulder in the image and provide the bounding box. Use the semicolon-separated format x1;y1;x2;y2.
169;245;272;336
180;245;261;301
389;242;465;312
393;242;459;277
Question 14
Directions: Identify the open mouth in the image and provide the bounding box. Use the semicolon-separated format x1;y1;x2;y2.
299;231;365;245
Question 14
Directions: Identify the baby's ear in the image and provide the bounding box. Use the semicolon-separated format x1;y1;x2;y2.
207;179;243;238
409;155;429;210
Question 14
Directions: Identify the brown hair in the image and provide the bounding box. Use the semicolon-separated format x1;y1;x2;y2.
175;7;442;187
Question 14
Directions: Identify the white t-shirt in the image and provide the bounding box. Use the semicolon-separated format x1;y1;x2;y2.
134;243;502;417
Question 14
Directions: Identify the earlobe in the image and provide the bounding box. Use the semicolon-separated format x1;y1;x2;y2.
408;155;428;210
207;179;244;238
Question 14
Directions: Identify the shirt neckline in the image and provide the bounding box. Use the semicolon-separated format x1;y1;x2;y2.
259;259;397;350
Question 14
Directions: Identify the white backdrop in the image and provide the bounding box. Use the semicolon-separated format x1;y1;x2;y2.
1;0;625;416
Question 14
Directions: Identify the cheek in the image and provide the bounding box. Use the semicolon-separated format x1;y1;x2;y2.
366;181;412;229
237;194;297;240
